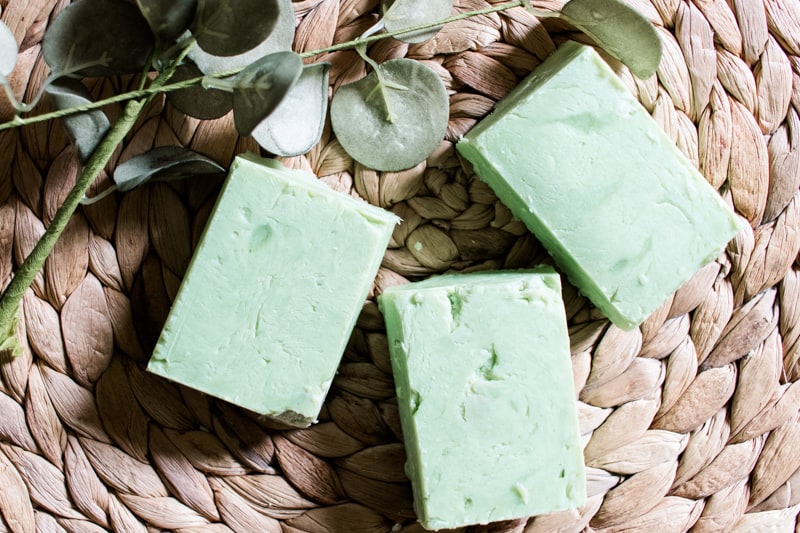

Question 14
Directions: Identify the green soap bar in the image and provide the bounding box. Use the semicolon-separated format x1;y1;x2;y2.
148;154;399;427
457;42;743;330
378;268;585;530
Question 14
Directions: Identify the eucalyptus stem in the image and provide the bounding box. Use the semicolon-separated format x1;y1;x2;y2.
0;54;188;338
0;0;528;341
0;0;525;131
0;98;146;336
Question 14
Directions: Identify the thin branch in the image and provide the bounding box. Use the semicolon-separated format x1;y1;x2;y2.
0;0;524;131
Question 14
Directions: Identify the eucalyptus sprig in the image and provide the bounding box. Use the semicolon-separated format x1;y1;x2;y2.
0;0;662;352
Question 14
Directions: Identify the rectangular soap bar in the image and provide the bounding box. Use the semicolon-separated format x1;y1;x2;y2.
378;268;585;530
148;154;399;427
457;42;743;330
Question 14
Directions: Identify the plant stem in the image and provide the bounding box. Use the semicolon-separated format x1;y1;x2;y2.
0;0;528;338
0;0;525;131
0;98;146;335
0;54;188;338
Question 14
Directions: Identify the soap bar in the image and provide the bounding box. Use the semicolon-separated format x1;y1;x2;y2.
378;268;585;529
457;42;743;330
148;154;399;427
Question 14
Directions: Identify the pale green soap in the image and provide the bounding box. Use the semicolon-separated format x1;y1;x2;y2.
378;268;585;530
148;154;399;427
457;42;743;330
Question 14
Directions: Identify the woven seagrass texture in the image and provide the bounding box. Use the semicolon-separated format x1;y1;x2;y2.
2;0;800;531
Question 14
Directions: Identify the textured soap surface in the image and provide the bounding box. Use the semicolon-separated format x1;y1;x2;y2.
148;154;399;427
457;42;743;330
378;268;585;529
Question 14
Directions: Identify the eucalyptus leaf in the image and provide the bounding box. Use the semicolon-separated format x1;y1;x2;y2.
558;0;662;79
137;0;197;43
47;78;111;163
252;63;330;157
0;20;18;77
381;0;453;44
188;0;294;75
42;0;154;77
113;146;225;192
232;51;303;137
191;0;280;57
167;62;233;119
330;58;448;172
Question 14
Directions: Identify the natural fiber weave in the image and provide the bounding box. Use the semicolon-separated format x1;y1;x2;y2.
2;0;800;531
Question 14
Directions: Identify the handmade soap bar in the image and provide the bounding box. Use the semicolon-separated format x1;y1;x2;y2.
148;154;399;427
378;268;585;529
457;42;743;330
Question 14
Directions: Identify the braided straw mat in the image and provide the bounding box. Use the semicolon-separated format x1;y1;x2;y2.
2;0;800;531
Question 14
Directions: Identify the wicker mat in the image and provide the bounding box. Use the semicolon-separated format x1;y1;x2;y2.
2;0;800;531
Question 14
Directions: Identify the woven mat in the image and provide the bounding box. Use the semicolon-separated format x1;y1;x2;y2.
2;0;800;531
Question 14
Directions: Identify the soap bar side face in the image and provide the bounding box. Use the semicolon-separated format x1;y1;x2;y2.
380;269;586;529
148;155;398;426
457;42;743;329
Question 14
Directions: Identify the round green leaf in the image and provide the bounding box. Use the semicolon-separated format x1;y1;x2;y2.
382;0;453;44
330;58;448;172
252;63;330;157
559;0;662;79
167;62;233;120
113;146;225;192
232;51;303;137
191;0;280;57
0;20;18;77
42;0;154;77
188;0;294;74
137;0;197;43
47;78;111;163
